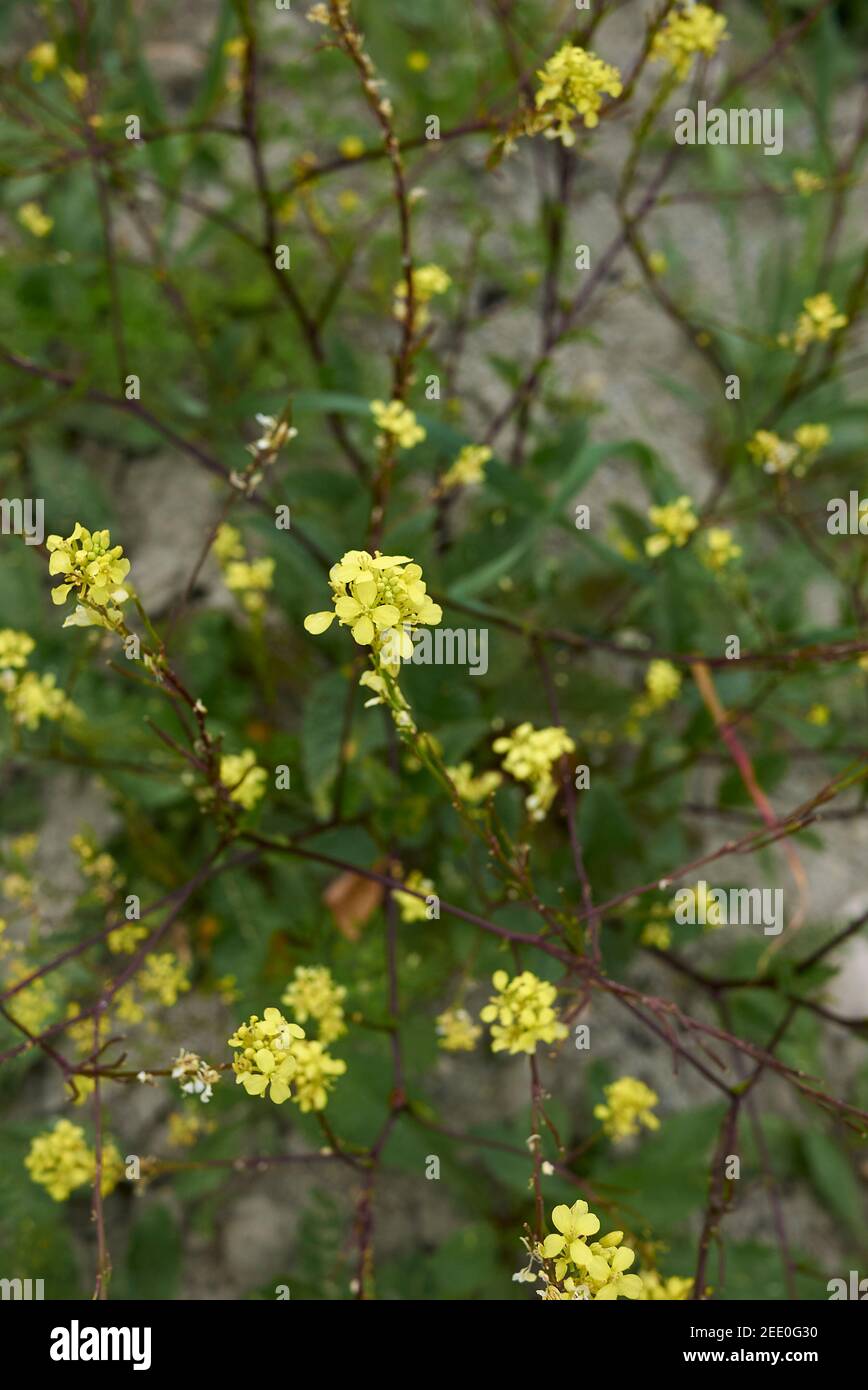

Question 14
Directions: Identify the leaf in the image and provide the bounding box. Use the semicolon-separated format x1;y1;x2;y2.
801;1131;863;1228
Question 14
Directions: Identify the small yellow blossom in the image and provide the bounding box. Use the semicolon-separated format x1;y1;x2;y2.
2;671;76;730
220;749;267;811
807;703;829;727
645;496;698;557
370;398;426;449
107;923;148;953
393;868;436;923
0;631;35;671
339;135;365;159
493;722;575;821
407;50;430;72
393;263;451;328
747;429;798;475
702;527;742;570
228;1007;306;1104
46;524;131;629
651;3;728;79
61;68;88;101
793;422;830;465
213;523;245;563
793;169;826;197
533;45;623;143
446;761;502;803
168;1111;214;1148
536;1200;643;1300
4;960;55;1033
645;660;682;708
281;965;347;1045
788;292;848;355
640;903;672;950
594;1076;660;1141
288;1038;346;1112
436;1006;482;1052
17;202;53;238
480;969;568;1055
441;444;492;490
24;1120;122;1201
27;42;58;81
648;251;668;276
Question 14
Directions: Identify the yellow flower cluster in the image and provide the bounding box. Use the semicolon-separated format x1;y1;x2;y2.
47;524;132;630
534;45;623;143
393;263;451;328
436;1006;482;1052
27;41;58;81
793;168;826;197
213;523;274;616
446;760;502;803
394;868;436;923
440;444;492;490
702;527;742;570
0;629;77;731
219;749;267;811
137;952;190;1007
645;659;682;708
651;3;728;79
70;831;124;907
3;956;56;1034
168;1111;214;1148
780;293;848;354
640;902;673;950
25;1119;123;1201
645;496;698;557
638;1269;694;1300
537;1201;643;1300
480;969;568;1055
493;722;575;821
371;398;426;449
281;965;347;1045
304;550;442;656
228;1007;306;1104
595;1076;660;1141
18;202;53;237
288;1038;347;1112
748;423;830;476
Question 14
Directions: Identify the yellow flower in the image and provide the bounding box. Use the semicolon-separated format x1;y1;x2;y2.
492;723;575;821
281;965;347;1045
640;904;672;951
27;42;58;81
287;1038;346;1112
793;422;830;468
790;292;848;355
793;168;826;196
807;703;829;727
638;1269;694;1299
25;1120;94;1201
702;527;742;571
480;969;568;1055
436;1006;482;1052
445;761;502;803
138;952;190;1007
213;523;245;563
595;1076;660;1141
393;868;435;923
393;263;451;328
17;202;53;237
168;1111;213;1148
747;429;798;475
339;135;365;159
645;659;681;708
536;1201;643;1300
220;749;267;811
65;1002;112;1056
228;1006;306;1104
645;496;698;556
2;671;77;730
648;251;668;276
61;68;88;101
533;45;623;143
407;50;430;72
304;549;442;652
440;444;492;490
4;960;55;1033
46;523;131;629
651;3;728;79
370;398;426;449
24;1120;123;1201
